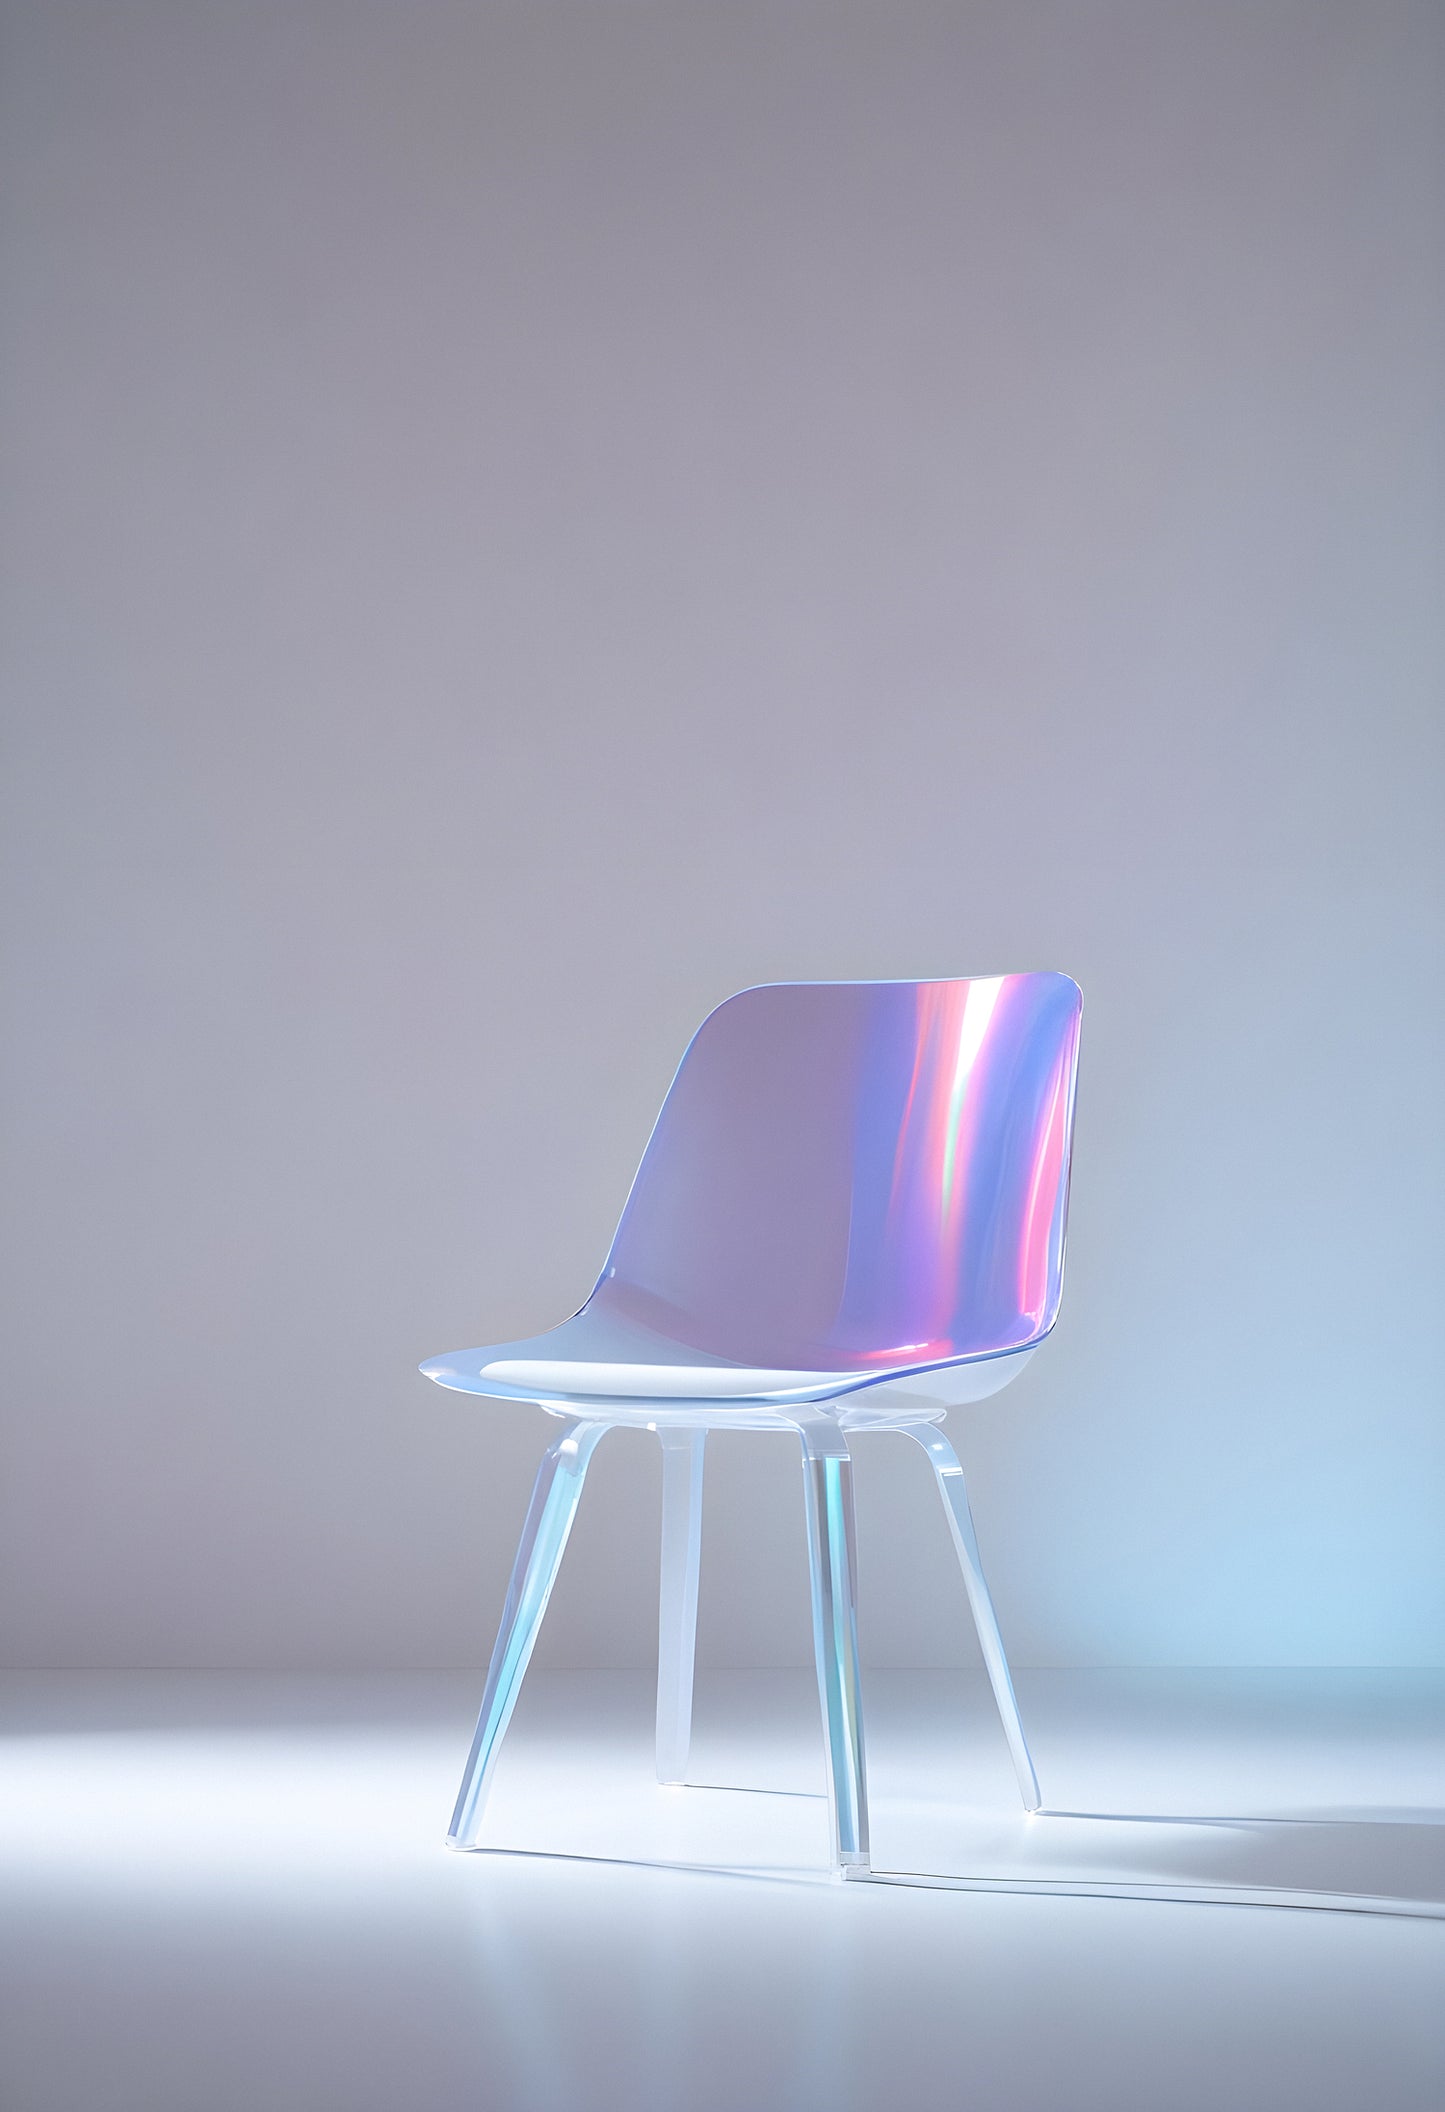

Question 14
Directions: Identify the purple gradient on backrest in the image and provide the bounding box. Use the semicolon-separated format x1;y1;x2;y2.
592;975;1082;1372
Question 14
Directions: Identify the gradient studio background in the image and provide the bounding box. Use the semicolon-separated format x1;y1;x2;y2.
1;1;1440;1681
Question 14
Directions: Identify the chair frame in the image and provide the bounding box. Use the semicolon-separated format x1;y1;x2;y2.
446;1403;1038;1875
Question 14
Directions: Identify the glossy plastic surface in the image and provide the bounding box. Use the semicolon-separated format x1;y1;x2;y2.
655;1429;705;1784
425;974;1082;1872
603;973;1081;1372
900;1421;1040;1810
797;1413;869;1867
423;973;1082;1411
448;1419;605;1848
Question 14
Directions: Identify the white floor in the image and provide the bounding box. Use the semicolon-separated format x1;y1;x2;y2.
2;1669;1442;2111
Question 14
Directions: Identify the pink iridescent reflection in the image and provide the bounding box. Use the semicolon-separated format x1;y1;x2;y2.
592;974;1082;1375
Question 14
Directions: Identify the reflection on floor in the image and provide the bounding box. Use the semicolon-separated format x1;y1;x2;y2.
2;1670;1442;2111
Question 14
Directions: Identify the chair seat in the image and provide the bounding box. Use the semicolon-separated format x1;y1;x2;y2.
420;1305;1034;1422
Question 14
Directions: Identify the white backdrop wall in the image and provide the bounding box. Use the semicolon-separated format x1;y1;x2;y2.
2;0;1441;1672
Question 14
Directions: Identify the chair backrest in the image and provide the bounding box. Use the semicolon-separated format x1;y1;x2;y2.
589;974;1082;1375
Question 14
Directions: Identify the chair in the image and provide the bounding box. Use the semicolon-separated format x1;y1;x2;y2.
421;972;1083;1875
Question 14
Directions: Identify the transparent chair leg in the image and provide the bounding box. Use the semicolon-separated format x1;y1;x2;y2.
448;1418;608;1848
656;1426;706;1785
900;1420;1041;1812
797;1415;870;1875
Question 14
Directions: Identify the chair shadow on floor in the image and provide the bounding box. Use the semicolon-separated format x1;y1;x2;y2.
459;1810;1445;1919
464;1757;1445;1917
861;1800;1445;1917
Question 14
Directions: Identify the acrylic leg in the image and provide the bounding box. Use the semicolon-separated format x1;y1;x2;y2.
656;1427;706;1785
797;1416;869;1874
448;1418;607;1848
899;1420;1041;1812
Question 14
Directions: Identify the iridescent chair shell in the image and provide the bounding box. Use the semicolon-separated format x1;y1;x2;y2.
421;972;1083;1873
